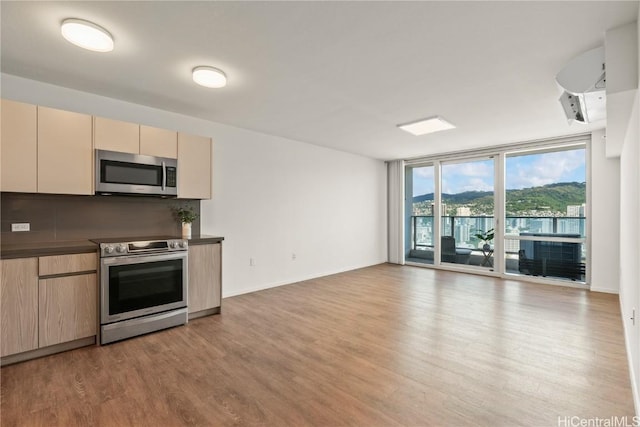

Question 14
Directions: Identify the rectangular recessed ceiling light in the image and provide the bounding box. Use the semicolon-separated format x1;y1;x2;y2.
397;116;456;136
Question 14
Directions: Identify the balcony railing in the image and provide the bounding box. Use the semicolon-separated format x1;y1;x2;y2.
411;215;586;251
409;215;587;281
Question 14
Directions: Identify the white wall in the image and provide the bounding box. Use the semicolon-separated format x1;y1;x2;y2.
616;13;640;414
606;22;639;158
1;74;388;298
590;129;621;293
619;92;640;413
202;124;387;297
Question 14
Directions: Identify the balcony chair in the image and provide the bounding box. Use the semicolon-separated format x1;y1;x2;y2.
441;236;456;263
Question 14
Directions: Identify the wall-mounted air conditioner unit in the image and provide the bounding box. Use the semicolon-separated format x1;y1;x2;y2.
556;46;606;124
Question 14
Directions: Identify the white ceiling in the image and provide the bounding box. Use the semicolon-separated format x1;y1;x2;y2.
1;1;637;160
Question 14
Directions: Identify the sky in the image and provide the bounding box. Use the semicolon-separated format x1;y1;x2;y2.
412;148;586;196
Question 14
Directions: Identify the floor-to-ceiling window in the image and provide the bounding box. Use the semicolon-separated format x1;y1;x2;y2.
504;147;587;282
403;137;588;286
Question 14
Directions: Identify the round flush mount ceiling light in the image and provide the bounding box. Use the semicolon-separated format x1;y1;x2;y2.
61;18;114;52
192;66;227;88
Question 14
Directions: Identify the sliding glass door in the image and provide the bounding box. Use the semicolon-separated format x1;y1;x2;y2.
441;158;495;269
405;157;496;270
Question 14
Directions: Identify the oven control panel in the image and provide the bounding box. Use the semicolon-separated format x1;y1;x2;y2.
99;239;188;257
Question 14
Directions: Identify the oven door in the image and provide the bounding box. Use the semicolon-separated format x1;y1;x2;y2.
100;251;187;324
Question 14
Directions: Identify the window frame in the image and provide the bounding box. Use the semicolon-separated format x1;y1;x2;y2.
403;134;590;289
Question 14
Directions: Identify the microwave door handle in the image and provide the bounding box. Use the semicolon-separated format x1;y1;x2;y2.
161;162;166;192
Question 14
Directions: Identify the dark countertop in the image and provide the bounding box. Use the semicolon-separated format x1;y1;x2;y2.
187;235;225;245
1;240;98;259
1;235;224;259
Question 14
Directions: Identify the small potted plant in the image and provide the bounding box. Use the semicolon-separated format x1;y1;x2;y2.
474;228;495;252
174;205;198;238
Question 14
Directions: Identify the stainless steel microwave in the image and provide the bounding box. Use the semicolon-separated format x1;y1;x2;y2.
95;149;178;197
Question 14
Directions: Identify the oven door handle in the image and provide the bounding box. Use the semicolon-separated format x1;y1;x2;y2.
101;251;187;266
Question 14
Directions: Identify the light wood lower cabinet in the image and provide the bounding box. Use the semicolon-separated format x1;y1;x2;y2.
39;274;97;348
1;258;38;357
188;243;221;314
1;253;98;361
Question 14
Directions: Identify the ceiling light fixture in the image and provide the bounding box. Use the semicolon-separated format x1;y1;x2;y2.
398;116;456;136
61;18;114;52
192;66;227;88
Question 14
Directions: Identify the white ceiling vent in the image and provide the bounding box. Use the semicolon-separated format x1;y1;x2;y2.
556;46;606;124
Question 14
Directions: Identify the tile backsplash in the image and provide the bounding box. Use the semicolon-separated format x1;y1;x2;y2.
1;192;200;244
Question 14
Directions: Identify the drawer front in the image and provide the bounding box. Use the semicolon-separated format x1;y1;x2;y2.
39;253;97;276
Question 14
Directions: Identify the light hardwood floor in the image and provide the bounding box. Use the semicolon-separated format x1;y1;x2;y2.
1;264;634;426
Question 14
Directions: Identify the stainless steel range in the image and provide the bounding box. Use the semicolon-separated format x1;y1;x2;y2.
92;237;188;345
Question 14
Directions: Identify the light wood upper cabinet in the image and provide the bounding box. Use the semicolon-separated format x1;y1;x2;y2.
140;125;178;159
38;106;93;195
178;132;212;199
188;243;221;313
1;258;38;357
94;116;140;154
39;273;97;348
0;99;211;198
95;118;179;159
1;100;37;192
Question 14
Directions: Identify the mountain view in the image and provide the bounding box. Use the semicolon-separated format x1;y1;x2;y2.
413;182;586;217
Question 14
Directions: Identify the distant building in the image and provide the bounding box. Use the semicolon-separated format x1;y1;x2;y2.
567;204;586;217
565;203;586;235
456;207;471;216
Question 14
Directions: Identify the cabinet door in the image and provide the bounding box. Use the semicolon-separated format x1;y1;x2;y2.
1;258;38;357
178;133;212;199
39;274;97;347
188;243;221;313
38;107;93;195
94;117;140;154
1;99;37;192
140;125;178;159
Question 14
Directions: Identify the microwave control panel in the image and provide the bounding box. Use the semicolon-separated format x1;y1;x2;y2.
166;167;177;188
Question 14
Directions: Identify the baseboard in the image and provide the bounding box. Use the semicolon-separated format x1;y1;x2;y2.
590;285;620;294
620;295;640;416
188;306;220;320
1;336;96;367
222;261;386;298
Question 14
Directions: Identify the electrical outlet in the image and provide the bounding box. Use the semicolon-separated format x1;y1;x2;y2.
11;223;30;232
249;258;255;267
292;253;297;261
